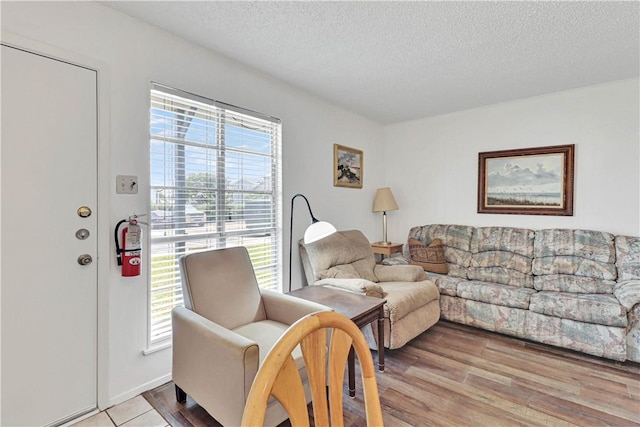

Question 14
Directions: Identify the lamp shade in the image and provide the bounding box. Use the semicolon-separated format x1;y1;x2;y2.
303;221;337;243
372;187;399;212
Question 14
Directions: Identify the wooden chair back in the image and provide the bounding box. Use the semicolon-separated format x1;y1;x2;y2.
241;311;383;427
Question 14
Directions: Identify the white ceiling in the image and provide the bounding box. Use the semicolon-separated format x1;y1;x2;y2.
100;1;639;125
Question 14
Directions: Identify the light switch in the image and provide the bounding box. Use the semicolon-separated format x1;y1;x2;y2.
116;175;138;194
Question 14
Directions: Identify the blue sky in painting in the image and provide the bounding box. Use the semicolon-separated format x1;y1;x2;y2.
487;153;563;194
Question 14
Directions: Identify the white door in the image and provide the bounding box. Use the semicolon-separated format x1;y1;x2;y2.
1;45;98;426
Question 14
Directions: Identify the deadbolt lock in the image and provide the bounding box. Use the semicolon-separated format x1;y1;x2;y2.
75;229;90;240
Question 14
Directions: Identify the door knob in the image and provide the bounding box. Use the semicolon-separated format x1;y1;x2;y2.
77;254;93;266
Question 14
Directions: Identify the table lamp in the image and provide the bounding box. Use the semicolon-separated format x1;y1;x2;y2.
372;187;399;245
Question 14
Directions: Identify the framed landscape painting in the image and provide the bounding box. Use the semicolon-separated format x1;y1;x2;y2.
478;144;575;216
334;144;363;188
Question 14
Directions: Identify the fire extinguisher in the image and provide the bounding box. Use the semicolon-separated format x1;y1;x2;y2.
115;215;142;277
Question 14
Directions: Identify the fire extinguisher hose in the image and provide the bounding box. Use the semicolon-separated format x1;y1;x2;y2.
114;219;127;266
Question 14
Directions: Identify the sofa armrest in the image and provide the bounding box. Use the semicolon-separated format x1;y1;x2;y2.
381;255;410;266
374;264;425;282
260;289;331;325
614;280;640;311
313;278;386;298
171;306;259;422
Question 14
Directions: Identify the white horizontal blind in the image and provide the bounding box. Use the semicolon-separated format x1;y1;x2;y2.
149;83;282;345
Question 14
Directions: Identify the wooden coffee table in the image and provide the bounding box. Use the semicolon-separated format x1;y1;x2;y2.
288;285;386;397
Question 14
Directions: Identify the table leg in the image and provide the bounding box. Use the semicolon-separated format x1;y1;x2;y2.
377;307;385;371
348;347;355;397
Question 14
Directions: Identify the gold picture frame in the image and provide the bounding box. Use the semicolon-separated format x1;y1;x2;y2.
333;144;363;188
478;144;575;216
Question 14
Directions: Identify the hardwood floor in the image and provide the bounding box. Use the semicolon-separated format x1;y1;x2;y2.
144;321;640;426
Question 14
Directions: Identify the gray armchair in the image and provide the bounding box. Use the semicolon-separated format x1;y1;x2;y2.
172;246;329;427
300;230;440;349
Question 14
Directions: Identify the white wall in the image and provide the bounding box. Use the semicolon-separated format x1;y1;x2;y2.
3;0;638;413
1;1;384;408
382;78;640;242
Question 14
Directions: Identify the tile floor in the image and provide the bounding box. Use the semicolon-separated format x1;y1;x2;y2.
71;395;168;427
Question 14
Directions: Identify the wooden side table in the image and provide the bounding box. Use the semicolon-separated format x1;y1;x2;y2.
287;285;385;397
371;242;403;262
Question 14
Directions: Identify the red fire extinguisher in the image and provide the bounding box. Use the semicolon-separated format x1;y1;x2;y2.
115;215;142;277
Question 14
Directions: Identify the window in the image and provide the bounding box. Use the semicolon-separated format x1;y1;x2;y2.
148;84;282;346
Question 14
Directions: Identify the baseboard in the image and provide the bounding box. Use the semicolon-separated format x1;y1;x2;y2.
104;374;172;409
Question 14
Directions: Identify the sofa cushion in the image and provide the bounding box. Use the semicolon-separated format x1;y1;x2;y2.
533;229;617;282
442;261;469;280
534;229;616;263
408;238;448;274
524;311;627;361
534;274;616;294
471;227;535;258
469;227;534;288
470;251;532;275
380;256;409;266
468;266;534;288
457;281;536;309
378;281;439;322
407;224;474;279
532;256;617;280
627;305;640;362
613;280;640;311
424;272;461;296
615;235;640;281
529;292;627;327
440;295;528;337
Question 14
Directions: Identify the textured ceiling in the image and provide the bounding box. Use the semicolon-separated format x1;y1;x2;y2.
100;1;639;125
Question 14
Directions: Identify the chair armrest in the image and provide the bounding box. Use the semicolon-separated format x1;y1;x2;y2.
374;264;425;282
172;306;257;354
260;289;331;325
313;278;386;298
614;280;640;311
171;306;259;419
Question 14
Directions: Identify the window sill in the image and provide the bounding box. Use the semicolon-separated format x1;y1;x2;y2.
143;341;171;356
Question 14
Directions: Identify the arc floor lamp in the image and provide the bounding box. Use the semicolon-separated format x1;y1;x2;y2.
288;193;336;292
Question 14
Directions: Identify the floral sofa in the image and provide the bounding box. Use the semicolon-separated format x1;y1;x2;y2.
385;224;640;362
